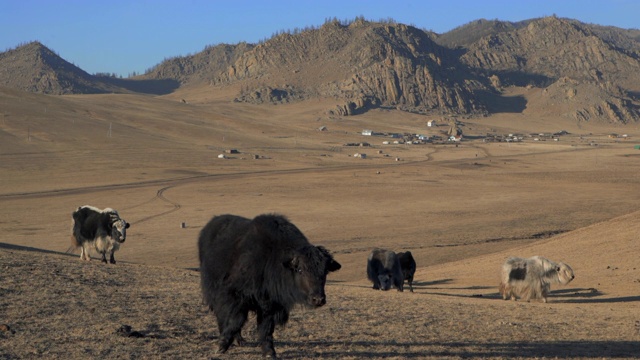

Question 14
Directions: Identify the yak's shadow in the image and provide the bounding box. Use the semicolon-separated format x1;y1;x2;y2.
276;339;640;359
0;242;73;256
418;279;640;303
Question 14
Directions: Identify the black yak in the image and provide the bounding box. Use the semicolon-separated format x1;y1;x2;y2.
397;251;416;292
367;248;404;291
71;205;130;264
198;213;341;358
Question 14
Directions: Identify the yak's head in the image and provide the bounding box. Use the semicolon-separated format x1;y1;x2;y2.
284;245;341;307
377;273;394;291
110;218;130;243
556;262;575;285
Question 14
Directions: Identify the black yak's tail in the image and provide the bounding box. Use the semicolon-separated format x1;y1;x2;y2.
70;207;84;248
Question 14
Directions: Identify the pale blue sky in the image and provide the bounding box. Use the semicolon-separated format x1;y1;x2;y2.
1;0;638;77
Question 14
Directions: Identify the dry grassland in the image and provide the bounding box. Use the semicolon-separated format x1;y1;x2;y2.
1;86;639;358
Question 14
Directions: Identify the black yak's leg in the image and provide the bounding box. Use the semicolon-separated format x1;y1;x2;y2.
109;251;116;264
256;308;278;359
372;279;380;290
101;252;108;263
395;276;404;292
216;308;248;354
234;331;245;346
407;276;414;292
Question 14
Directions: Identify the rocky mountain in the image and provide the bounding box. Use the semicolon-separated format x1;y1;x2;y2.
2;17;640;123
0;41;123;94
457;17;640;123
0;41;179;95
141;42;254;84
214;19;486;116
434;18;530;49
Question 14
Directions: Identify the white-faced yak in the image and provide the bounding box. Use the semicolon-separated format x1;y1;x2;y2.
71;205;130;264
499;255;575;303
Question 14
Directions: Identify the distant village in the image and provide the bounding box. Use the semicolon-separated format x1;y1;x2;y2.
347;120;633;148
216;120;635;160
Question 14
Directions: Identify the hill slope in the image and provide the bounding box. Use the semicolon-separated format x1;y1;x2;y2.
0;42;179;95
1;210;638;359
0;42;123;94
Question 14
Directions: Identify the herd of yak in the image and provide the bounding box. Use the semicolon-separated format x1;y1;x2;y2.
70;206;575;358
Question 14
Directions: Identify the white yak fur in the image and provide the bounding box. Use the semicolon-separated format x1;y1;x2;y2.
499;256;574;303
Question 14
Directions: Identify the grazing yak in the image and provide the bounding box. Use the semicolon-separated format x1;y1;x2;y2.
198;213;341;358
499;256;575;303
397;251;416;292
367;248;404;291
71;205;130;264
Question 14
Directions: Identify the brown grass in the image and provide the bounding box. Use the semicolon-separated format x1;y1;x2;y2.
1;85;639;358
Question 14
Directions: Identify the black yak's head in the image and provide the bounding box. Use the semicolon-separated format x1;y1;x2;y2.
110;218;130;243
284;245;341;307
377;273;394;291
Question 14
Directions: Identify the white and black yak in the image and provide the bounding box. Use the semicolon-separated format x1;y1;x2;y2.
367;248;404;292
499;255;575;303
198;213;341;358
397;251;416;292
71;205;130;264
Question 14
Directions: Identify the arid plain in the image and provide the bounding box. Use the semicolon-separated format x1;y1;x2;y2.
1;84;639;359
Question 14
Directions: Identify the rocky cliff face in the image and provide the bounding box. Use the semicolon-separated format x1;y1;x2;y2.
141;43;253;84
215;20;486;116
461;17;640;88
458;17;640;123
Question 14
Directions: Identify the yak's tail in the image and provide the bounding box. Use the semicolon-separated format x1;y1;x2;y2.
70;209;82;249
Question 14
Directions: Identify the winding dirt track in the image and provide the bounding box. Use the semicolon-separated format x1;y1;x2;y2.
0;145;595;200
0;145;599;230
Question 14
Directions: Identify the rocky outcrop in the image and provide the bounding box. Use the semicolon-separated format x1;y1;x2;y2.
217;20;486;116
142;43;253;84
537;77;640;124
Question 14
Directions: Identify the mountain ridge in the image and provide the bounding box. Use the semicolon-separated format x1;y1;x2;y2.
2;16;640;123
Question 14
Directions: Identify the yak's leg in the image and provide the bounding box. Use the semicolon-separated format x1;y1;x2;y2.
101;252;108;263
80;244;91;261
216;307;248;354
395;278;404;292
256;308;280;359
408;276;414;293
109;251;116;264
234;331;245;346
372;280;380;290
541;285;550;303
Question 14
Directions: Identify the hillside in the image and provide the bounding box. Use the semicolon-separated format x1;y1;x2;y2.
141;42;254;85
208;19;485;116
2;209;638;359
0;42;179;95
1;50;640;358
0;42;123;94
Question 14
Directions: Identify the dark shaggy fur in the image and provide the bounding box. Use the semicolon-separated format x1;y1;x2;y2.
198;213;341;358
71;205;130;264
367;248;404;292
397;251;417;292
